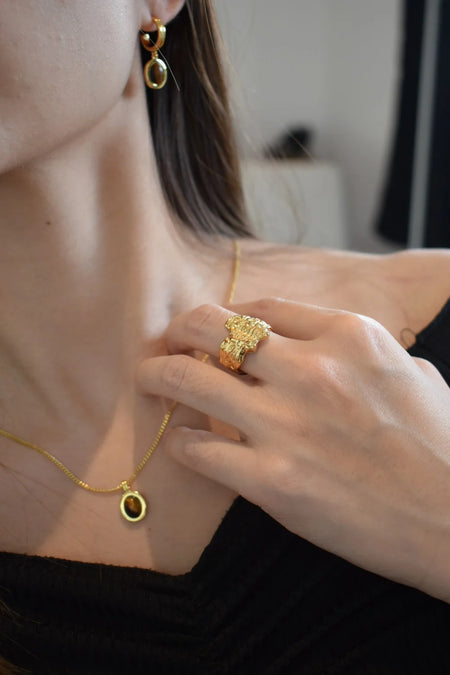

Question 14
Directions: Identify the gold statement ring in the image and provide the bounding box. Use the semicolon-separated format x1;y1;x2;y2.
219;314;271;372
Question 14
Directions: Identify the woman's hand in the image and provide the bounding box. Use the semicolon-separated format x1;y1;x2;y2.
137;299;450;601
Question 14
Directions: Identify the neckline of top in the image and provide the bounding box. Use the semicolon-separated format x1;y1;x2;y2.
407;297;450;352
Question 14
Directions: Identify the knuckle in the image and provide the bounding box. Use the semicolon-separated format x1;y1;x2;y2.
298;352;344;402
183;439;215;470
266;453;303;498
186;303;223;338
335;310;364;332
414;357;440;379
334;311;380;347
164;428;206;470
250;297;286;315
187;435;216;467
160;355;192;395
301;352;335;381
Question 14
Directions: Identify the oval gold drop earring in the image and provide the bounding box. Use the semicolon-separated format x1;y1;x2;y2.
140;17;168;90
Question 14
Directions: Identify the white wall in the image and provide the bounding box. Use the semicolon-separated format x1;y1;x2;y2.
324;0;402;251
215;1;329;157
215;0;403;252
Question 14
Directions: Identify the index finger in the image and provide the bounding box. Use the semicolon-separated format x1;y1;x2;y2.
225;298;344;340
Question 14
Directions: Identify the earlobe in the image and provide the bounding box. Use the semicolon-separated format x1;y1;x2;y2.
141;0;186;31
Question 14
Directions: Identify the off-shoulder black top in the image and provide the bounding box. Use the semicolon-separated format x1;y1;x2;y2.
0;300;449;674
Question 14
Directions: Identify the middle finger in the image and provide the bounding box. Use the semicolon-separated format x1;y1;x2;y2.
137;352;263;437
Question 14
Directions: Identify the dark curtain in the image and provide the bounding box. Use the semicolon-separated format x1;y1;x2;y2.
376;0;450;247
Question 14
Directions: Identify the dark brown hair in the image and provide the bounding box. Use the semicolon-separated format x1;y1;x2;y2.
0;658;26;675
140;0;254;239
0;6;252;673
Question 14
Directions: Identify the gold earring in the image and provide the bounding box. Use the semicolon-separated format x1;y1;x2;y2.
140;17;168;90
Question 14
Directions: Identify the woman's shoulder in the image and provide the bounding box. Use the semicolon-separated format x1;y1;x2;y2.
375;248;450;336
236;239;450;343
239;237;450;275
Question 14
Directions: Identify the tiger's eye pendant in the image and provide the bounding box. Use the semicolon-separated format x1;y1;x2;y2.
120;483;147;522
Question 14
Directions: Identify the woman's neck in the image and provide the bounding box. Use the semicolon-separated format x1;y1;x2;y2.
0;88;232;444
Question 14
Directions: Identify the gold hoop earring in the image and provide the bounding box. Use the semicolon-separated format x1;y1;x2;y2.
140;17;168;90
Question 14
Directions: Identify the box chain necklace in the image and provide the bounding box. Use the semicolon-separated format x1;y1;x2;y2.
0;240;241;522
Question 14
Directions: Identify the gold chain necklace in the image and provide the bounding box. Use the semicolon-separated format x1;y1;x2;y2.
0;240;241;523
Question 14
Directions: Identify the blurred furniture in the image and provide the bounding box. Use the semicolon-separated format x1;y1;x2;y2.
241;159;348;249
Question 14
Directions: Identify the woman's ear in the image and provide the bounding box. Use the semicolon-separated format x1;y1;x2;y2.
141;0;186;31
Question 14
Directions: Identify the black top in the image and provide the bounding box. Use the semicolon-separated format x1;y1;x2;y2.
0;300;449;674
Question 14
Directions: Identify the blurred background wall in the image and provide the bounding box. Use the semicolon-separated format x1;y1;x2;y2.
215;0;403;252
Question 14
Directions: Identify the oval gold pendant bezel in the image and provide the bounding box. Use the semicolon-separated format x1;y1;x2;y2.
120;490;147;523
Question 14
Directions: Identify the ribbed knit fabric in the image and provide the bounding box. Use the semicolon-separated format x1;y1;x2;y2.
407;298;450;384
0;298;449;674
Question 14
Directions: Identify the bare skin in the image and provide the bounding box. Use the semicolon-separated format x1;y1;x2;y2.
0;0;449;576
1;240;449;575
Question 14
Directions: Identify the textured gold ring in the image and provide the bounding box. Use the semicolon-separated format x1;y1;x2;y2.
219;314;271;372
